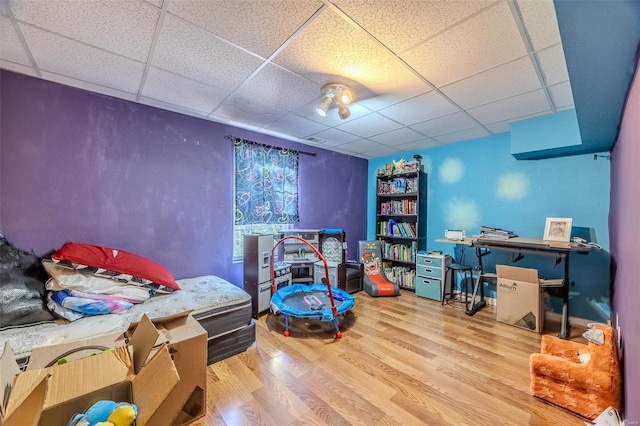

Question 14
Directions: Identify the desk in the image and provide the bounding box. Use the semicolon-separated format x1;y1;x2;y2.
436;237;590;339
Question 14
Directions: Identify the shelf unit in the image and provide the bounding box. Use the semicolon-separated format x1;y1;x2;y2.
376;168;427;290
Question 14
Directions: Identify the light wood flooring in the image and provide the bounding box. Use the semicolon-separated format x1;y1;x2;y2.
194;291;587;425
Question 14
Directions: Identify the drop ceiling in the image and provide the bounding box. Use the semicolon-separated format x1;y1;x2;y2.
1;0;575;159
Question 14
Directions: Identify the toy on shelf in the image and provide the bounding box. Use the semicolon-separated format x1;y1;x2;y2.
67;400;138;426
392;158;406;174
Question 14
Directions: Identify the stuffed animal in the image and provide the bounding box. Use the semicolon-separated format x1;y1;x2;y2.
67;400;138;426
392;158;405;174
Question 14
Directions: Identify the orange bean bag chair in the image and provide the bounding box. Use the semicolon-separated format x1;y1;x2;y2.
529;324;621;420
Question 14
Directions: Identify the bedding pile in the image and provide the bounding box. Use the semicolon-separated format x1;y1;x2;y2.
0;236;55;327
44;242;180;321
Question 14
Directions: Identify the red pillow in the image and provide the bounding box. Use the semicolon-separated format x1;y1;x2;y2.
51;242;180;292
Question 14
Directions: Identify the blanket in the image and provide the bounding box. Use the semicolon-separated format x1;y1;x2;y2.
51;290;133;316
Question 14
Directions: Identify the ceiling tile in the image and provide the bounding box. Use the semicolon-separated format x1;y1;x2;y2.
516;0;561;51
536;44;570;86
401;1;527;87
212;94;286;128
1;15;31;66
335;0;495;53
336;113;403;138
153;15;263;91
264;113;329;139
354;58;433;111
548;81;575;110
142;67;229;113
235;64;320;111
369;127;425;146
8;0;159;61
308;128;360;146
337;139;386;154
168;0;324;58
378;91;459;126
395;138;441;152
484;120;511;134
467;89;551;125
144;0;163;8
434;126;491;144
410;112;479;137
366;145;404;157
20;25;144;94
273;8;393;85
441;57;542;109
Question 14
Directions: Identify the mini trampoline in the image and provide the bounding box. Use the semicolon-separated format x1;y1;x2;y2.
270;236;356;338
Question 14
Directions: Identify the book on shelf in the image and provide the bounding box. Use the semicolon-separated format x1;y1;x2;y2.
377;177;419;195
383;265;416;288
382;241;418;263
380;200;413;215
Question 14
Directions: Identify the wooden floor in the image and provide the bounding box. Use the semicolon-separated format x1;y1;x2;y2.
194;291;587;425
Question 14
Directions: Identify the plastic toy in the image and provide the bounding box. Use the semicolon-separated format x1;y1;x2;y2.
67;400;138;426
392;158;405;174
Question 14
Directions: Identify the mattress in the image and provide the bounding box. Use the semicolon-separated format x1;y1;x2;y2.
0;275;255;367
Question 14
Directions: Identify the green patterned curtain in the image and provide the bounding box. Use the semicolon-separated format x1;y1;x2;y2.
234;138;299;225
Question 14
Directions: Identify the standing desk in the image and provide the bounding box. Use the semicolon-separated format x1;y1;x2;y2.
436;237;590;339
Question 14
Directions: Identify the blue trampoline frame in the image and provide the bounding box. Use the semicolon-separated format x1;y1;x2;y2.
270;236;356;338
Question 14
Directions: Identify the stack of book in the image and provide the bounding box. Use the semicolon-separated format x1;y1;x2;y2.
478;226;517;240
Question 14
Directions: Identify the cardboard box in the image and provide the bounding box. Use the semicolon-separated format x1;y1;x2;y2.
143;313;207;426
496;265;563;333
1;313;207;426
0;344;49;426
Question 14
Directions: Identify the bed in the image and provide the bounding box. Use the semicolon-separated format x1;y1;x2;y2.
0;275;255;368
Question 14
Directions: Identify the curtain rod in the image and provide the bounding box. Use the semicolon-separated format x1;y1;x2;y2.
225;134;316;157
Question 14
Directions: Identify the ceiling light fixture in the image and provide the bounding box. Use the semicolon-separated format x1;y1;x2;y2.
316;83;352;120
315;96;332;117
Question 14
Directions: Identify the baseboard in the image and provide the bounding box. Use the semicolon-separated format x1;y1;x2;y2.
545;311;592;328
451;290;496;306
450;291;593;326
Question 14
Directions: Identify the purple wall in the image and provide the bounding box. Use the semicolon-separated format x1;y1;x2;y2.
0;70;368;287
610;59;640;421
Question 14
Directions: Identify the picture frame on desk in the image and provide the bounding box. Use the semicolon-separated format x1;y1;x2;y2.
543;217;572;242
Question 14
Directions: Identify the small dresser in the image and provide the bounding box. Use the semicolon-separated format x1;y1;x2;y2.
415;252;451;301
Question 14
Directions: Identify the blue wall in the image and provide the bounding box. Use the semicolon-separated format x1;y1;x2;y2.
368;114;611;321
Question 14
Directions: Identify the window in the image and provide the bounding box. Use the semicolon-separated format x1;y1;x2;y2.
233;138;299;260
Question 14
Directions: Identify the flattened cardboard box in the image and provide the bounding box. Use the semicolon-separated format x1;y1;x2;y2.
496;265;563;333
1;313;206;426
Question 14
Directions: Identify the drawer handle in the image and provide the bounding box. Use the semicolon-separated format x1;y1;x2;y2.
424;268;433;274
